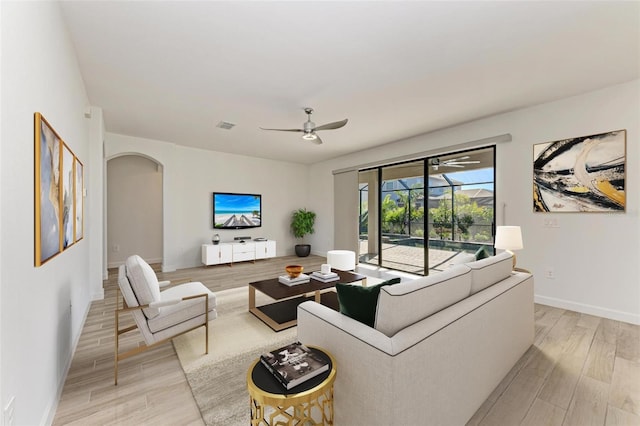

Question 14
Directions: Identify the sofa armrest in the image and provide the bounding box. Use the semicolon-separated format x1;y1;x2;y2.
297;301;399;425
158;278;192;288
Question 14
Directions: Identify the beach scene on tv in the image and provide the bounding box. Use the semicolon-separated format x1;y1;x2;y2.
214;193;261;228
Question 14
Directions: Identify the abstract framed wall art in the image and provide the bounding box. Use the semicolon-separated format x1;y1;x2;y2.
34;113;85;266
62;142;75;249
34;113;62;266
74;158;84;242
533;130;626;213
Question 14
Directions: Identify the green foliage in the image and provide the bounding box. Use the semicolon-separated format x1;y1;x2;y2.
381;188;424;234
473;230;492;242
290;208;316;239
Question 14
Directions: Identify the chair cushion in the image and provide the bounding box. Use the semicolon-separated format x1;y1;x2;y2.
126;255;162;319
147;282;217;333
336;278;401;327
466;251;513;294
375;265;472;337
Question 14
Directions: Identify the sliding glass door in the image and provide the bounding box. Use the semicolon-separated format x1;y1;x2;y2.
358;146;495;275
426;147;496;271
378;161;425;274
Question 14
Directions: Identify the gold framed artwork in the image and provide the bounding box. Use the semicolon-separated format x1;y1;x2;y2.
533;129;626;213
34;113;84;266
62;142;74;249
74;158;84;242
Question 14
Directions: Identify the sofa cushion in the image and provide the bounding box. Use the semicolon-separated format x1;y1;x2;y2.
336;278;401;327
375;265;472;337
125;255;162;319
466;251;513;294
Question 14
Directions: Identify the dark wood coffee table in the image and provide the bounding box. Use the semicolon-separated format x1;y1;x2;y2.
249;269;367;331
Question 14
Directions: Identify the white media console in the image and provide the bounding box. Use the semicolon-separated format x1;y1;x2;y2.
201;240;276;266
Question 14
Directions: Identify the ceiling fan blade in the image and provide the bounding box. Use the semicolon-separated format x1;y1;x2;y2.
445;161;480;165
312;134;323;145
314;119;348;131
445;156;471;162
441;164;465;168
259;127;304;132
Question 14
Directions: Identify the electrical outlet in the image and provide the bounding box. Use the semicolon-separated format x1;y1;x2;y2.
545;268;555;279
4;396;15;426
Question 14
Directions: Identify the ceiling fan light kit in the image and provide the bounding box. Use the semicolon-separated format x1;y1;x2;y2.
302;133;317;141
260;107;348;145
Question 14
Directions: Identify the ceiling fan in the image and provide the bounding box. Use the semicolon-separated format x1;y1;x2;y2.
430;156;480;171
259;108;348;145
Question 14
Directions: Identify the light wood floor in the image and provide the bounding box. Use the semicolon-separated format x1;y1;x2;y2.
53;256;640;425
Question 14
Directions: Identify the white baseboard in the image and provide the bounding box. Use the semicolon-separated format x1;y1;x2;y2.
92;289;105;301
108;257;162;270
161;264;176;273
42;298;92;426
535;295;640;325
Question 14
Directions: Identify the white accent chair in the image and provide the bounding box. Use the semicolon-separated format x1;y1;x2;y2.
115;255;217;384
326;250;356;271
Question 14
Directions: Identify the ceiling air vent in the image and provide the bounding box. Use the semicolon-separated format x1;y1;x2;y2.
216;121;236;130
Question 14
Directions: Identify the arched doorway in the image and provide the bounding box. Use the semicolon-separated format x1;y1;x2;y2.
106;154;163;268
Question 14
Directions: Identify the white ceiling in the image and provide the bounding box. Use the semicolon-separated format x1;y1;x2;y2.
60;1;640;164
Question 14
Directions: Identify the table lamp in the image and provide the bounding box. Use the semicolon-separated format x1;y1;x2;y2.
494;226;523;270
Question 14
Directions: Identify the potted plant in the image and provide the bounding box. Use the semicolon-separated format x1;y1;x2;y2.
291;208;316;257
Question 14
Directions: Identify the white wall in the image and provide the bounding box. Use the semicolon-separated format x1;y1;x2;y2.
308;79;640;324
107;155;163;266
105;133;309;271
0;2;101;425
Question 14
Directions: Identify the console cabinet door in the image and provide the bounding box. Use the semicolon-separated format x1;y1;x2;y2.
255;240;276;259
218;244;233;264
265;240;276;258
255;241;266;260
202;244;232;265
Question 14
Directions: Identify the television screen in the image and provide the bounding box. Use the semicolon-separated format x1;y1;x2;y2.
213;192;262;229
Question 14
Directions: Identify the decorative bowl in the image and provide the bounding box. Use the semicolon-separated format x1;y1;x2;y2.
285;265;304;278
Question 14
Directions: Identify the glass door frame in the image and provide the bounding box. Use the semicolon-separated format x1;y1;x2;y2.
358;145;496;276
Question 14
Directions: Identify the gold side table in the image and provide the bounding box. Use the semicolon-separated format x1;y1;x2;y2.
247;346;336;425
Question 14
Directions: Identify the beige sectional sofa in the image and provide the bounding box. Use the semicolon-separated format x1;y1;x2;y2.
297;251;534;426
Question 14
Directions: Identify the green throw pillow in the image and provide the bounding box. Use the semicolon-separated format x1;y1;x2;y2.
336;278;401;327
475;246;490;260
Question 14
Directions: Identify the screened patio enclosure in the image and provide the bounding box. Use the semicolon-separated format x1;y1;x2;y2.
358;146;496;275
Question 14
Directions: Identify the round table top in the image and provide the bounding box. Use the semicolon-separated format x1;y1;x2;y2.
248;346;335;398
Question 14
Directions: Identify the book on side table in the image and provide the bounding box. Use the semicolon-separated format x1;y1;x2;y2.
260;342;329;390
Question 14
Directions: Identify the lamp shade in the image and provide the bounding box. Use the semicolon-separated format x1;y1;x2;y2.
494;226;523;251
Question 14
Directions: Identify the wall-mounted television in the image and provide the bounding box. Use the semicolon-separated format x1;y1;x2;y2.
212;192;262;229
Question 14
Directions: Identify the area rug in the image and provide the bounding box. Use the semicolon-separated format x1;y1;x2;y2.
172;286;298;426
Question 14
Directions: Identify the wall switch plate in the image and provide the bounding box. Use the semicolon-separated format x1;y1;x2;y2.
545;268;555;279
543;218;560;228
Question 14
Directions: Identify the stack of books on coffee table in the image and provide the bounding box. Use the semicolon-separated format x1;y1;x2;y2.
278;273;310;286
311;271;339;283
